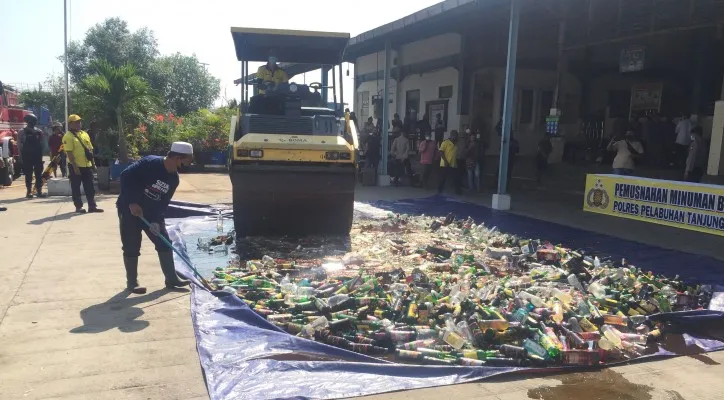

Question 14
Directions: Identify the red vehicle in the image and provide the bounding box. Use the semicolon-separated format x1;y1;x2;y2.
0;84;33;185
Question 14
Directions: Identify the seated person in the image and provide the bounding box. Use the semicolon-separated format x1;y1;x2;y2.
256;49;289;94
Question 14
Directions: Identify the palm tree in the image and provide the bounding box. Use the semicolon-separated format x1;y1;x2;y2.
79;60;158;162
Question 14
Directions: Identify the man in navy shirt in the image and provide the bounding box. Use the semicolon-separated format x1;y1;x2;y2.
117;142;194;294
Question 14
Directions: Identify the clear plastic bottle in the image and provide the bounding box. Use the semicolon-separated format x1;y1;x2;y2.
217;210;223;233
443;313;456;331
618;333;647;344
302;316;329;338
567;274;586;292
456;321;474;343
600;325;623;348
518;291;545;308
197;237;211;251
587;281;607;298
262;255;275;267
280;274;294;295
620;340;643;357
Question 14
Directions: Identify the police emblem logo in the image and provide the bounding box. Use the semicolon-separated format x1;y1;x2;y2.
586;179;609;209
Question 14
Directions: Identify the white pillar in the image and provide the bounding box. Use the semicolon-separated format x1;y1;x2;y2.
378;41;392;186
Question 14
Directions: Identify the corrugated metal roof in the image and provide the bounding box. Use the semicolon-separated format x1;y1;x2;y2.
230;27;350;64
345;0;483;59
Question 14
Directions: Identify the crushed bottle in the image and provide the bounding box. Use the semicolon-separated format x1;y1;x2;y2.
206;212;714;367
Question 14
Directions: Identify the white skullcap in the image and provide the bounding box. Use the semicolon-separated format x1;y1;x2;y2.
170;141;193;155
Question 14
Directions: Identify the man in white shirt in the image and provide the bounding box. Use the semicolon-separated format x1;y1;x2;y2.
390;131;411;186
674;115;693;167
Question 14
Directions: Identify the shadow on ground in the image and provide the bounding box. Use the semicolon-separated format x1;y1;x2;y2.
69;288;188;334
27;211;81;225
0;196;69;205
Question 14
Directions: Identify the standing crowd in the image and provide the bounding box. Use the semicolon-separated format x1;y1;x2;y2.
16;113;102;212
354;110;496;195
606;113;709;182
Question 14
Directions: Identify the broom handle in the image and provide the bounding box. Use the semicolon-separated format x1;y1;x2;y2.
138;216;205;280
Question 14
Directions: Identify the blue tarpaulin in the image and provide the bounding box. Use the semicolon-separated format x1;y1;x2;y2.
164;197;724;400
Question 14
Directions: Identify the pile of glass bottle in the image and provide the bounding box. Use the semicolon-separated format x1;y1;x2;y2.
209;213;713;367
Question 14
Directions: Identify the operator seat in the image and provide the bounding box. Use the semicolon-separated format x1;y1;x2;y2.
249;94;285;116
302;91;324;108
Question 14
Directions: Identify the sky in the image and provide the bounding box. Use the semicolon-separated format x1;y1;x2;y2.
1;0;441;108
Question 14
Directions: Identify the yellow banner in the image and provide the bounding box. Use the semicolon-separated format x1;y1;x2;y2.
583;174;724;236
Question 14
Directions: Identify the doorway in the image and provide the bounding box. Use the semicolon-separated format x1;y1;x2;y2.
426;100;449;130
405;89;421;117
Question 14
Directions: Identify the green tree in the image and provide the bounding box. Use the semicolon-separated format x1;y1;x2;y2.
149;53;220;115
64;18;159;85
64;18;219;115
79;60;159;163
18;75;67;122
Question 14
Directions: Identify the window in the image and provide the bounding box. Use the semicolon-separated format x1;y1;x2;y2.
519;90;534;124
405;89;420;115
438;85;453;99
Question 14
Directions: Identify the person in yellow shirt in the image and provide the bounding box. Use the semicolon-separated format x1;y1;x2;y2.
438;130;461;195
62;114;103;214
344;108;351;134
256;49;289;94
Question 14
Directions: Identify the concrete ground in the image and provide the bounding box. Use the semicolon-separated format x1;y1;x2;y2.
1;172;723;400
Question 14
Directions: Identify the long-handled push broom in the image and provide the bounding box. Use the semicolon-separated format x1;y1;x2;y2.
139;216;214;291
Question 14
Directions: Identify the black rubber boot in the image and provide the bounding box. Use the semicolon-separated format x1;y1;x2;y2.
35;189;47;198
26;188;33;199
158;251;190;288
123;256;147;294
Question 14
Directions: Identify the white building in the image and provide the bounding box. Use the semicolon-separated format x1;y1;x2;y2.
346;0;724;159
355;33;463;138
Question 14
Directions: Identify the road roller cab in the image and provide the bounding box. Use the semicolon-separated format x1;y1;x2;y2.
229;27;357;237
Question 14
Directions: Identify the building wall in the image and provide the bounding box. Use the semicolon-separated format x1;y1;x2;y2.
400;67;460;133
355;50;398;126
355;78;398;124
355;64;584;155
472;68;581;155
356;50;398;78
401;33;461;65
354;34;462;132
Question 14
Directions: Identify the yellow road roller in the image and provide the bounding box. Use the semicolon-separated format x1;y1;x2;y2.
228;27;357;237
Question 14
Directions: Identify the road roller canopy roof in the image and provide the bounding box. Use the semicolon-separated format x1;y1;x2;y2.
230;27;350;65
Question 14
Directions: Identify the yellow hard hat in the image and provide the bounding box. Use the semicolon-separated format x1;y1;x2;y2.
68;114;82;123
